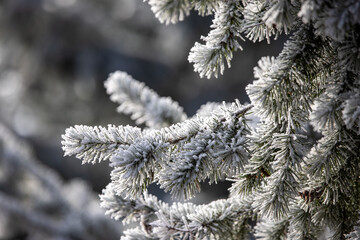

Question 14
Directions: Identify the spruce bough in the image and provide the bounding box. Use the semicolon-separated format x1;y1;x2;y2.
62;0;360;239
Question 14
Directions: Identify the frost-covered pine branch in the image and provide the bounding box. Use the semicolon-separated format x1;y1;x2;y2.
105;71;187;128
188;0;244;78
62;0;360;239
63;76;253;199
145;0;220;25
62;124;143;164
146;0;193;24
100;182;254;239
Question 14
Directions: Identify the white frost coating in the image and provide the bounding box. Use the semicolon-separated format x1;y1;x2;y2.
242;1;280;43
105;71;187;128
59;0;360;238
100;182;253;240
61;124;142;164
146;0;193;24
62;96;252;199
158;101;251;200
151;197;253;239
309;85;342;133
100;183;168;224
121;227;156;240
194;0;219;16
247;27;321;124
338;33;360;74
252;131;304;219
262;0;295;34
298;0;360;41
254;217;289;239
110;136;169;198
342;90;360;134
253;56;275;80
195;101;231;117
188;0;244;78
298;0;316;24
146;0;220;24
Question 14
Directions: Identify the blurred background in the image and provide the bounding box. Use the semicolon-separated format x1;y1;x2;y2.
0;0;286;239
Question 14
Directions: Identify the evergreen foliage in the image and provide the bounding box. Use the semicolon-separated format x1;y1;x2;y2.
62;0;360;239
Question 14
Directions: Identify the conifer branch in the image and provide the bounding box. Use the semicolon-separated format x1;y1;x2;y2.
188;0;244;78
62;124;142;164
60;0;360;238
105;71;187;128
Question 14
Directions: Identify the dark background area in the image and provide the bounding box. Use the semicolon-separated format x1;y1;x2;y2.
0;0;286;206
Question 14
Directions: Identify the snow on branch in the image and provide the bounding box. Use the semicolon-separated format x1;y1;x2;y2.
188;0;244;78
121;227;157;240
299;0;360;41
105;71;187;128
109;102;252;199
145;0;220;24
110;135;169;198
342;85;360;134
241;1;279;43
252;128;305;219
100;182;254;239
305;129;359;205
157;102;252;200
60;0;360;238
152;197;253;239
254;217;289;240
194;0;219;16
287;201;323;239
62;124;142;164
247;26;331;124
230;121;277;197
63;96;253;200
146;0;193;24
337;32;360;74
100;183;168;225
262;0;297;34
